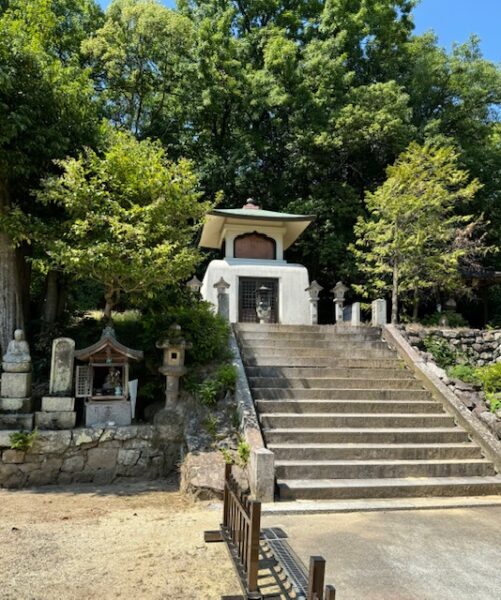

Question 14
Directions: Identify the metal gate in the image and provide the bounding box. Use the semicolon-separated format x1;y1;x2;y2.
238;277;279;323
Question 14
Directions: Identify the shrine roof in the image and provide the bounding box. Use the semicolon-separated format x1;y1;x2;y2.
75;330;143;362
199;202;315;250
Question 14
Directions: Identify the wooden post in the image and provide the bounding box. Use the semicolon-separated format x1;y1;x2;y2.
223;462;231;527
324;584;336;600
247;500;261;595
307;556;326;600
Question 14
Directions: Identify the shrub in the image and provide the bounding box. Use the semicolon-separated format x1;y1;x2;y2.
421;311;468;328
198;380;221;408
204;414;218;438
487;393;501;414
215;364;238;393
10;429;38;451
237;439;251;467
475;363;501;394
423;336;457;368
446;364;480;385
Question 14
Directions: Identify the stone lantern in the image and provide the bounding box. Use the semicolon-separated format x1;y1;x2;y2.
305;280;323;325
186;275;202;297
256;285;272;324
332;281;349;323
156;325;192;406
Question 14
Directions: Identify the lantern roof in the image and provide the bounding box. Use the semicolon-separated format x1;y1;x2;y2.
199;199;315;251
75;326;143;362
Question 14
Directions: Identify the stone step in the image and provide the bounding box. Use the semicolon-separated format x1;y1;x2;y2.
275;459;495;480
240;340;390;351
256;399;445;414
277;476;501;500
238;332;382;343
0;413;34;430
235;324;381;335
244;357;403;368
249;377;423;390
260;413;455;429
264;427;470;444
268;442;483;461
252;388;432;401
245;366;412;379
242;347;396;359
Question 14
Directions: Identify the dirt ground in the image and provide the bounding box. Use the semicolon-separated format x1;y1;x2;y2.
0;478;241;600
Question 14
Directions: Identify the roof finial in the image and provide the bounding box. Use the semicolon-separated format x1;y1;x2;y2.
242;198;260;210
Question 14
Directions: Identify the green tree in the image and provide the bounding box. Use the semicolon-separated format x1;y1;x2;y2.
351;142;484;323
83;0;194;137
0;0;100;353
38;129;213;319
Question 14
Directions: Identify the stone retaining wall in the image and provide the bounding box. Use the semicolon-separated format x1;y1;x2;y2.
0;425;170;488
401;325;501;366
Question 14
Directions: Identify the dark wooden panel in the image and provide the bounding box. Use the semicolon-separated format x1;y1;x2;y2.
234;232;276;260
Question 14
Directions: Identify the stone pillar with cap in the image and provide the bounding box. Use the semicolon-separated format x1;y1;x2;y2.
0;329;34;430
156;325;192;407
214;277;230;320
305;280;323;325
332;281;348;324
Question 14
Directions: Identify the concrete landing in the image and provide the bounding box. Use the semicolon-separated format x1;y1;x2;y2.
262;506;501;600
262;495;501;515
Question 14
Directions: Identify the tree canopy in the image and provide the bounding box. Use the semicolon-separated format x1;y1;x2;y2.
1;0;500;351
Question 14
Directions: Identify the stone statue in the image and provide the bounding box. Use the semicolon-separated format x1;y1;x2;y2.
2;329;31;373
102;367;121;393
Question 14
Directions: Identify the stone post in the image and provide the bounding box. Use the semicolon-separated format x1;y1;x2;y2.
371;298;388;326
305;280;323;325
156;325;191;406
37;337;77;430
213;277;230;321
351;302;361;326
332;281;348;324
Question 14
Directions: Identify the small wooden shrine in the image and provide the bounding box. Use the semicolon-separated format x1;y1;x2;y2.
74;326;143;403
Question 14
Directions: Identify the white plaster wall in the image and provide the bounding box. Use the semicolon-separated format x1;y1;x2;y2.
201;258;311;324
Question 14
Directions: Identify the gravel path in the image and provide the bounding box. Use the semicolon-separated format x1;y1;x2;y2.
0;478;240;599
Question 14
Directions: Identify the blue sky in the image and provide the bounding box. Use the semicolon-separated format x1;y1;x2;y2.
97;0;501;63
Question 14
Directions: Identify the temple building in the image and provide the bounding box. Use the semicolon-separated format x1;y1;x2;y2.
199;200;315;324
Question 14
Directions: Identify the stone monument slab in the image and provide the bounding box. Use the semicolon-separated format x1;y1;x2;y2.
35;411;76;430
85;401;131;427
41;396;75;412
49;338;75;396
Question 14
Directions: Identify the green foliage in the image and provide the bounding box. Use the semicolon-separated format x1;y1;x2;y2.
219;447;234;465
421;311;469;328
487;394;501;414
352;142;486;323
9;429;38;451
423;336;457;369
142;294;231;367
446;364;480;385
37;128;213;317
475;363;501;395
215;364;238;393
237;439;251;468
198;379;220;408
203;414;218;439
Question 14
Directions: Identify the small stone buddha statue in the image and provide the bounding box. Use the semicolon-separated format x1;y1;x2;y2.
2;329;32;373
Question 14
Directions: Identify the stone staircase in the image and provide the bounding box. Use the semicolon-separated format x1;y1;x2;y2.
235;323;501;501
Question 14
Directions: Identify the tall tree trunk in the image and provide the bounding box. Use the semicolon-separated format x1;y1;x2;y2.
391;261;399;325
0;180;23;354
43;270;59;324
103;288;116;321
412;286;419;322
